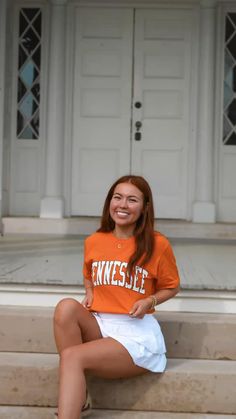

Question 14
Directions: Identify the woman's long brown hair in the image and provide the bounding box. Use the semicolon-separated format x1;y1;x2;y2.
97;175;155;274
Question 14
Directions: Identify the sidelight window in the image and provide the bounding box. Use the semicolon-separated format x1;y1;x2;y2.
16;8;42;139
223;13;236;145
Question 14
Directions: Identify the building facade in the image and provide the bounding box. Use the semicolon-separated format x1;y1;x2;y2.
0;0;236;224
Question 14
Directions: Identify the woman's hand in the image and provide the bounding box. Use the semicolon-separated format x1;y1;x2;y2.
129;288;180;318
82;288;93;309
129;297;152;319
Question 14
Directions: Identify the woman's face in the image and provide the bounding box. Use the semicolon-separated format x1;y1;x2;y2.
109;182;144;232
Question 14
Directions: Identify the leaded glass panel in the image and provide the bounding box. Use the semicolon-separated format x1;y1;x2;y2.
223;13;236;145
223;115;232;140
17;8;42;140
226;132;236;145
229;13;236;26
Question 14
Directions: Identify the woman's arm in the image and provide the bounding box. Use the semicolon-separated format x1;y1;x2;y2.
82;278;94;309
150;286;180;306
129;286;180;318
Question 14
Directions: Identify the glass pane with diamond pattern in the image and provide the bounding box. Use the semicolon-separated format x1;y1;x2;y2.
17;8;42;139
223;13;236;145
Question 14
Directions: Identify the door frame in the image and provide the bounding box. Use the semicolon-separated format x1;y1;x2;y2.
64;2;199;220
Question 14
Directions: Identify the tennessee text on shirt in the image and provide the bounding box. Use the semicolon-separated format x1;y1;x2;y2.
91;260;148;294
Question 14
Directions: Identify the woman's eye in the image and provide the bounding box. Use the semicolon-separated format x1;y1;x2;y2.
129;198;137;203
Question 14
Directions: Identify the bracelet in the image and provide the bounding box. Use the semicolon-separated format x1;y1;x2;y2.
84;285;93;290
149;295;157;310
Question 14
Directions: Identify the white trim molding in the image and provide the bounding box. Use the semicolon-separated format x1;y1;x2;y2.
40;0;67;218
193;1;217;223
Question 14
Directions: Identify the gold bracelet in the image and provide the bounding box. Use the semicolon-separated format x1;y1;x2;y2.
149;295;157;310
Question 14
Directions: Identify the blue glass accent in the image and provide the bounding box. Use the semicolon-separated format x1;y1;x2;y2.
20;60;38;87
18;126;35;139
225;48;234;75
225;67;233;89
18;45;27;70
224;82;233;109
19;92;37;118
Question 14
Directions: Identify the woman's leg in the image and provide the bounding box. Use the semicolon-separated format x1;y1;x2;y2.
53;298;103;417
58;337;147;419
53;298;102;353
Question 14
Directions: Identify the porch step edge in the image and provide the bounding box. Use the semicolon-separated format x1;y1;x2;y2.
2;217;236;240
0;407;235;419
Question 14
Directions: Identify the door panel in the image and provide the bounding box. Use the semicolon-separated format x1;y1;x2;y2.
131;9;193;218
71;7;133;215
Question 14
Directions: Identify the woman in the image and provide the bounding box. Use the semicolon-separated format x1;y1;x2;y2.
54;175;180;419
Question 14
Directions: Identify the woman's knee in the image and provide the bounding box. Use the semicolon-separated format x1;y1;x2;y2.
60;345;85;369
54;298;81;327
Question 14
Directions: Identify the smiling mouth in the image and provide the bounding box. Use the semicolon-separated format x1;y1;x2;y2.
116;211;129;216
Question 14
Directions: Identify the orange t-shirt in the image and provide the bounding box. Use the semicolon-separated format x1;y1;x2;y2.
83;231;180;314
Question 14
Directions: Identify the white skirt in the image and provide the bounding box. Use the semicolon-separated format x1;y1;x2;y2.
92;312;167;373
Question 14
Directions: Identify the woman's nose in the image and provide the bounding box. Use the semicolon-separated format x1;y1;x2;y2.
119;198;128;207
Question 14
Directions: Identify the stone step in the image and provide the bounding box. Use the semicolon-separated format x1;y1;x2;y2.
0;407;235;419
0;352;235;414
0;306;235;360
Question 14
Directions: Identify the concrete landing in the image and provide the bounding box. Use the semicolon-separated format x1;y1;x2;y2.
0;235;236;290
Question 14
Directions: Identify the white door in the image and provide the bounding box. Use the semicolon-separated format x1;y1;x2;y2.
71;7;133;215
132;9;192;218
71;7;194;218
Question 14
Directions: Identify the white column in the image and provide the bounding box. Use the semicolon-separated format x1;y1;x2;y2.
40;0;67;218
0;0;6;227
193;0;216;223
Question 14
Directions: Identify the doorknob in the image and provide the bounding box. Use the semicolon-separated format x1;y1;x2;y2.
135;132;141;141
135;121;142;141
135;121;142;131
